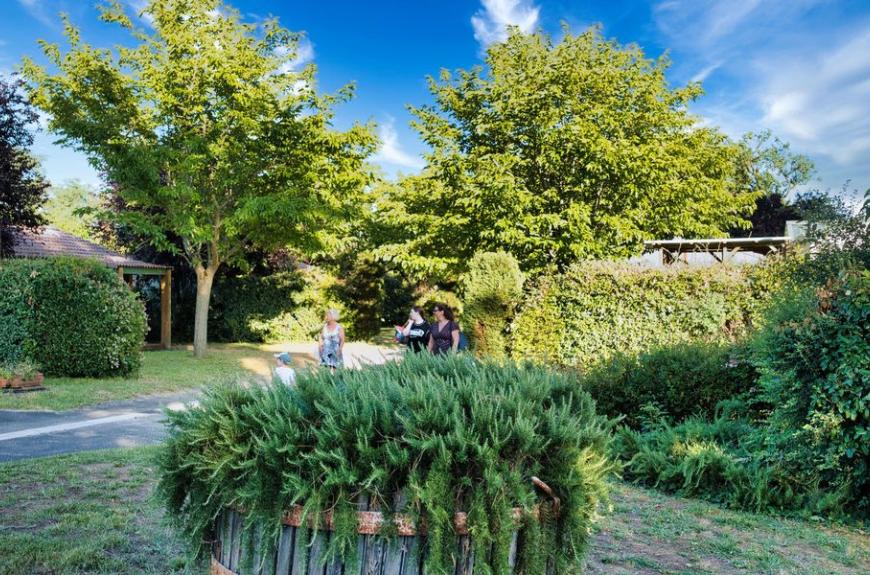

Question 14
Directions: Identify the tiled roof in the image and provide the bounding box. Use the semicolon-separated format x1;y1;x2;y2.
7;227;169;270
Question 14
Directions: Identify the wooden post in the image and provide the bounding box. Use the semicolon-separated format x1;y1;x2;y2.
116;266;124;280
161;269;172;349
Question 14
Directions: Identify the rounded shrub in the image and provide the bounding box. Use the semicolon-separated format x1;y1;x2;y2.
583;342;758;427
0;257;146;376
157;354;614;574
461;251;525;359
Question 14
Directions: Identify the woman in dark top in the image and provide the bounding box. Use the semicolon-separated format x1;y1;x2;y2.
428;303;460;355
399;306;431;353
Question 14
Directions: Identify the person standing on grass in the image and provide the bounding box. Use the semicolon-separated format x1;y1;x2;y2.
428;303;460;355
319;309;345;372
398;306;431;353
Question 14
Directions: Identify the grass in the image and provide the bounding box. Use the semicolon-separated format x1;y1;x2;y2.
1;448;867;575
0;447;198;575
0;343;319;412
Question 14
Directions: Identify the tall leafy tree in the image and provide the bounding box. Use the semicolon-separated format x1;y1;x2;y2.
372;27;758;278
43;180;100;239
730;130;816;237
23;0;376;356
0;76;48;256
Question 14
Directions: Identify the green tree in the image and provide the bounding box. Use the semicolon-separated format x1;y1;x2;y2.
731;130;816;237
0;76;48;256
372;27;758;278
22;0;376;356
43;180;99;239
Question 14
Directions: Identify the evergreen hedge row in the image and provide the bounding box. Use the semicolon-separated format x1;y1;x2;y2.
511;261;776;369
0;257;146;376
157;354;613;574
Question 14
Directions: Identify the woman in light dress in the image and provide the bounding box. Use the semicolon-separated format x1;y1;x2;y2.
318;309;345;372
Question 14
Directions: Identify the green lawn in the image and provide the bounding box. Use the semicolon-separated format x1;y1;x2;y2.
1;448;867;575
0;343;316;412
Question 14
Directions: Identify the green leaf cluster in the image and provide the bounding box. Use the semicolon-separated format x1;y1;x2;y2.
156;353;614;573
752;271;870;517
461;251;525;359
0;257;146;376
511;261;774;369
583;342;758;427
371;27;757;278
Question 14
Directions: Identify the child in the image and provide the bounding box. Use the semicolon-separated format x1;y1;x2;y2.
273;352;296;386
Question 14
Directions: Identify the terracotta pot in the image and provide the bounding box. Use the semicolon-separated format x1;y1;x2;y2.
20;373;45;388
0;377;9;389
10;376;23;389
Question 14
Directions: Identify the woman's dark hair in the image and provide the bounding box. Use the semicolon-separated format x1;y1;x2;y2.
411;305;424;315
431;303;454;321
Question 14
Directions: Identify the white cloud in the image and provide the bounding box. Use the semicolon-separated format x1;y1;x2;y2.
653;1;870;193
127;0;155;27
276;38;315;75
16;0;56;28
372;117;424;171
758;26;870;166
471;0;540;47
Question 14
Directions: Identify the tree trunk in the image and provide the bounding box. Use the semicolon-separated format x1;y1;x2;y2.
193;266;217;358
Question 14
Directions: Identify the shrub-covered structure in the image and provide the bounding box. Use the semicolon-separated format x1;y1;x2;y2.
462;251;525;359
0;257;146;376
511;262;772;369
157;354;613;574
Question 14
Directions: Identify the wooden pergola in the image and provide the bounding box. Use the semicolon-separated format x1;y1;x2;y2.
7;227;172;349
643;236;793;266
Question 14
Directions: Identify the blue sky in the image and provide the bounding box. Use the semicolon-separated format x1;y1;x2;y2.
2;0;869;198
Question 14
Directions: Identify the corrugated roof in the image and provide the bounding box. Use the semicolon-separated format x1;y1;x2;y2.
7;227;169;270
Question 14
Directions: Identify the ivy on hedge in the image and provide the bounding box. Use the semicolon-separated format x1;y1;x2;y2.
511;261;777;369
0;257;146;376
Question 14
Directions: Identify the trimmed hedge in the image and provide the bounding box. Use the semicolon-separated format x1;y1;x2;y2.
584;342;758;427
0;257;146;376
157;354;613;574
511;261;774;369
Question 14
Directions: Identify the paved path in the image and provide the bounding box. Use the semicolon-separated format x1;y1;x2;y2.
0;343;402;463
0;390;201;462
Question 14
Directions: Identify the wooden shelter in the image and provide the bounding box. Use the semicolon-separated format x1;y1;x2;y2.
6;227;172;349
643;236;793;266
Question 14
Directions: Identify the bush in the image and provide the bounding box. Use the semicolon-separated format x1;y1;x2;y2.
583;342;758;427
752;271;870;518
461;251;525;358
511;261;774;369
157;354;614;574
0;257;146;376
208;271;305;342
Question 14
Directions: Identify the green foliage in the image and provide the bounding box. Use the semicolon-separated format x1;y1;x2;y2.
371;27;757;277
461;251;525;359
334;253;386;339
0;76;48;256
752;271;870;518
584;342;757;427
511;261;773;369
415;287;463;319
157;354;614;574
0;257;145;377
22;0;376;355
207;271;305;342
42;180;100;239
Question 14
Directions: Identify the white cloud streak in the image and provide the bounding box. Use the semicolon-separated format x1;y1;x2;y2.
653;0;870;192
16;0;57;28
276;38;315;75
372;117;424;171
471;0;540;47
